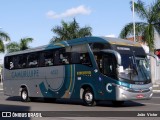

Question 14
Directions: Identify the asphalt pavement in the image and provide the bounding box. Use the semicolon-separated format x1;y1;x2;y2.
0;92;160;120
0;83;3;91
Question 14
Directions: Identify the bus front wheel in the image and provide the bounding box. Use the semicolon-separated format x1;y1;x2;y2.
83;88;96;106
21;88;30;102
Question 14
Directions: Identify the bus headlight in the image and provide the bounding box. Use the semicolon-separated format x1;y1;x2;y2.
119;86;129;91
112;83;130;91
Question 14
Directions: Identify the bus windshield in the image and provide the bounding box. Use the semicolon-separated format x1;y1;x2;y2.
118;54;151;82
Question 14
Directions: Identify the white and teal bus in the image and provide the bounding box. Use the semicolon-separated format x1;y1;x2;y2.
3;37;153;106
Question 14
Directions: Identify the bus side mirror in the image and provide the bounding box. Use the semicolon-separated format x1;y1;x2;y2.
147;53;159;66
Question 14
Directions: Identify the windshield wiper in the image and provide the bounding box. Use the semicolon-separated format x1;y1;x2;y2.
129;56;138;75
139;65;148;80
130;51;141;81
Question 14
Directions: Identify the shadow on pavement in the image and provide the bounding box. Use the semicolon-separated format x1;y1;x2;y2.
96;100;145;108
6;96;21;101
6;96;145;108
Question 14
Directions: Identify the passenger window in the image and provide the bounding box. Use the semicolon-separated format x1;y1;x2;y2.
44;51;54;66
6;56;18;70
80;53;92;66
54;48;67;65
28;53;39;67
5;55;26;69
90;43;111;52
60;53;70;64
19;55;27;68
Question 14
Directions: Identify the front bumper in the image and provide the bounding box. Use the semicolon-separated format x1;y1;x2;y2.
115;83;153;101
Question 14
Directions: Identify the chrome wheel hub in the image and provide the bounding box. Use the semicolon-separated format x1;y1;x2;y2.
85;92;93;102
22;91;27;100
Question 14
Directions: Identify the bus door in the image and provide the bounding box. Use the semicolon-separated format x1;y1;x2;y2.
102;54;117;79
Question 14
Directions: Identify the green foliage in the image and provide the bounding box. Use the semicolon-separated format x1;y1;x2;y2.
6;42;20;53
120;0;160;51
20;38;33;50
50;18;92;43
0;31;10;53
6;37;33;53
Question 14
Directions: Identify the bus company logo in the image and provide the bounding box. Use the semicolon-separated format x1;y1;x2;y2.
117;47;130;51
77;71;91;76
1;112;42;118
2;112;11;117
106;83;112;93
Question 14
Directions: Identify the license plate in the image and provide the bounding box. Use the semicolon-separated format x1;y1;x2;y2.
136;94;144;98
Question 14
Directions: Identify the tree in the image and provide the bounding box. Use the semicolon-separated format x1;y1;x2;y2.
50;18;92;43
119;0;160;51
0;30;10;53
6;37;33;53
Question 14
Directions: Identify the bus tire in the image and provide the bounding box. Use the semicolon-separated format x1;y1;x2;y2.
83;88;96;106
21;88;30;102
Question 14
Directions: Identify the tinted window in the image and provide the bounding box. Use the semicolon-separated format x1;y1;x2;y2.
18;55;27;68
80;53;92;66
44;51;54;66
4;56;14;69
90;43;111;51
4;46;93;70
27;53;39;68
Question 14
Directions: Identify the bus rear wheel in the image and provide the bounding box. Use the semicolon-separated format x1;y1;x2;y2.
21;88;30;102
83;88;96;106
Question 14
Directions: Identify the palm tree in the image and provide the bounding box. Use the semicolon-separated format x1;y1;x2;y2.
119;0;160;51
6;37;33;53
0;30;10;53
50;18;92;43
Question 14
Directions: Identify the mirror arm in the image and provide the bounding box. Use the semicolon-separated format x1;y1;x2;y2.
147;53;159;66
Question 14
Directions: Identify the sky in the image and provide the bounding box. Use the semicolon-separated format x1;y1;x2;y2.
0;0;154;63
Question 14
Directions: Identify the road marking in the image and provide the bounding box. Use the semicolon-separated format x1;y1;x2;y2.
143;103;160;106
151;96;160;98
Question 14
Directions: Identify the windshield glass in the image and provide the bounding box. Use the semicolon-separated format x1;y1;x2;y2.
118;54;150;82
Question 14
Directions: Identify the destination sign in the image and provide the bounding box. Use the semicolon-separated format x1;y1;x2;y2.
117;47;130;51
